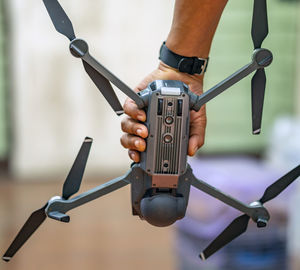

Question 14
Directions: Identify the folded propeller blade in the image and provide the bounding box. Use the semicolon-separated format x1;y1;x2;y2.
251;0;268;49
82;61;124;115
43;0;76;40
250;0;269;134
62;137;93;200
251;68;266;134
2;204;48;262
260;165;300;204
200;214;250;260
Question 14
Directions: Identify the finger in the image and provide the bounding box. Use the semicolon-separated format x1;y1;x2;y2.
120;134;146;152
121;117;148;138
128;150;140;163
188;108;206;156
123;98;146;122
188;134;204;156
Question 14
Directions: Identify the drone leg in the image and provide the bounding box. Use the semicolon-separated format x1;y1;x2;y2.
45;168;134;217
190;172;261;217
47;211;70;222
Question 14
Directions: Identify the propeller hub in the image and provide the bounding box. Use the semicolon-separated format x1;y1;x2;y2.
249;200;270;225
252;48;273;68
48;195;62;203
69;38;89;58
249;200;262;207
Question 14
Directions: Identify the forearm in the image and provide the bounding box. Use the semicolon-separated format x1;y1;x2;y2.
166;0;228;58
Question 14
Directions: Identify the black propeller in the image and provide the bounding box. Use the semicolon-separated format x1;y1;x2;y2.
42;0;144;115
200;214;250;261
82;61;124;116
259;165;300;204
2;137;93;262
43;0;75;41
251;0;269;134
62;137;92;199
2;204;48;262
200;164;300;260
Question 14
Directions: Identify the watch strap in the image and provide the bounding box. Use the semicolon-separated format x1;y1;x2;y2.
159;42;209;75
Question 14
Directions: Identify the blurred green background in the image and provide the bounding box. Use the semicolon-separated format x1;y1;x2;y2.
203;0;299;153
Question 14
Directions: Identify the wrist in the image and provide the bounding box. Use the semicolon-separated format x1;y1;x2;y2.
165;35;210;59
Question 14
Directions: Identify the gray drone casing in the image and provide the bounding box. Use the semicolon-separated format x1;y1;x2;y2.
140;80;190;176
130;80;191;221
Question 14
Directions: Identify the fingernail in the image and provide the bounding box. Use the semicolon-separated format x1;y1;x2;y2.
136;129;143;136
129;152;135;160
134;140;140;148
193;146;198;155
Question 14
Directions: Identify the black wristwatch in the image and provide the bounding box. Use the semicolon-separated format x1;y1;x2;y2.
159;42;209;75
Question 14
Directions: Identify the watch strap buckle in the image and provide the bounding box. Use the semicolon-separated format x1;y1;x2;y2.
159;42;209;75
178;57;208;75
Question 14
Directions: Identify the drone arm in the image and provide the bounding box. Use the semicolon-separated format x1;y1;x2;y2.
191;174;255;217
82;52;145;109
192;61;256;111
192;48;272;111
46;169;133;216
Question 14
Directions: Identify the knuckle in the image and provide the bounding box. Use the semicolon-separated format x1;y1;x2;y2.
123;99;130;113
121;118;130;132
123;100;138;118
123;99;132;114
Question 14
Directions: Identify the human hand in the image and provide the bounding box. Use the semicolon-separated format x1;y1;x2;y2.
120;62;207;162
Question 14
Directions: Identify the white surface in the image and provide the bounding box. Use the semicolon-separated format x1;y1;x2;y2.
161;87;181;96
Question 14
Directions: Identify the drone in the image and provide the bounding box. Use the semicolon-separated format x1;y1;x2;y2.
2;0;300;263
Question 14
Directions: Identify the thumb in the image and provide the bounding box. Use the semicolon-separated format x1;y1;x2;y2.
188;134;204;156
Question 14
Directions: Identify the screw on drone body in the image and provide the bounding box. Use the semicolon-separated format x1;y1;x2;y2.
165;116;174;125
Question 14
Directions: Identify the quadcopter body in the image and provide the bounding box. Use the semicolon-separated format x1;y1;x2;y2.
132;80;191;227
